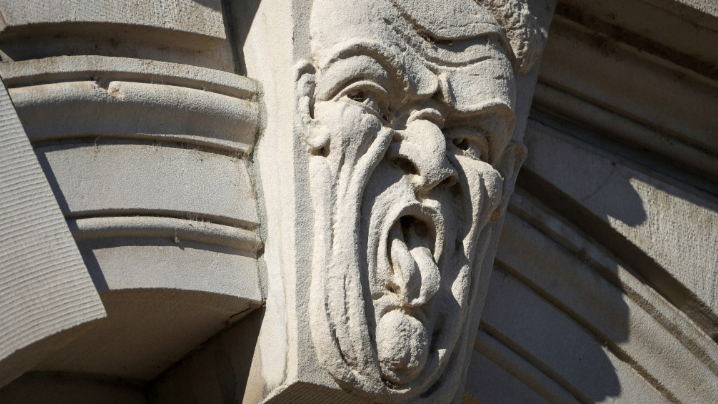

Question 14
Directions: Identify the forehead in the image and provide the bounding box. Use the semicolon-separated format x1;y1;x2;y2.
309;0;505;55
310;0;517;114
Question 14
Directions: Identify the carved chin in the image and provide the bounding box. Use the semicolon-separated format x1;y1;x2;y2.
376;309;429;385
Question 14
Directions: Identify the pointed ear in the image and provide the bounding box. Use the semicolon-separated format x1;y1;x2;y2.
491;142;527;222
294;60;329;151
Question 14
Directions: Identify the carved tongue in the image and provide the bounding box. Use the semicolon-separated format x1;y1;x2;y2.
378;218;440;384
389;218;440;306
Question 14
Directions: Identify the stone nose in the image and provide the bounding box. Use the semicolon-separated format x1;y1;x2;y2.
387;119;458;193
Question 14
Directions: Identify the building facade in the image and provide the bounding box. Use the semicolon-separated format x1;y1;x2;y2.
0;0;717;403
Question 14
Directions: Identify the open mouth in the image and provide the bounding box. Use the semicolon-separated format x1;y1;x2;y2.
371;204;445;385
386;214;441;308
374;213;441;385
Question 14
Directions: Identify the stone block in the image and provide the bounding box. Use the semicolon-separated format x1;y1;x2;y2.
0;0;226;48
521;121;718;336
36;288;260;381
482;268;670;403
0;79;104;388
498;193;718;403
36;143;259;228
463;348;552;404
9;79;258;153
538;16;718;157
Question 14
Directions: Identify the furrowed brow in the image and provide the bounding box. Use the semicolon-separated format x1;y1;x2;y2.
317;40;409;94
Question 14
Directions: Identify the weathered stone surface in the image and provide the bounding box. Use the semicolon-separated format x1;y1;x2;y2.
483;268;671;403
556;0;718;74
77;237;260;295
0;0;265;391
471;328;580;404
464;345;554;404
70;216;261;252
0;56;256;99
10;80;258;153
1;56;260;157
0;79;104;388
0;0;238;72
1;0;717;403
0;0;226;47
35;288;259;381
0;372;146;404
538;16;718;159
37;144;259;228
531;82;718;186
242;0;555;402
490;190;718;403
522;121;718;336
149;309;264;404
640;0;718;31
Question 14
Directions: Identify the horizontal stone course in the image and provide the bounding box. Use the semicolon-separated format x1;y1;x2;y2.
36;143;259;228
482;268;670;404
498;205;718;403
0;0;226;47
11;80;258;153
0;56;257;99
69;216;261;252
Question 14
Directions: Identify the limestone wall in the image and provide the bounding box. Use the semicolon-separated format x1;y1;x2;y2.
0;0;263;394
0;0;716;403
465;0;718;402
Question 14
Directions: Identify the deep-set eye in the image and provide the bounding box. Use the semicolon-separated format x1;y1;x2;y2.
336;81;389;118
452;137;471;150
347;89;379;112
446;128;490;162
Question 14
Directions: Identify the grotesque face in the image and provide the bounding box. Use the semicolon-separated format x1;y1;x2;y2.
297;0;527;401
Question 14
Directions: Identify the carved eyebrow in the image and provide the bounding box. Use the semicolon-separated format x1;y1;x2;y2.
446;102;515;161
318;40;409;91
447;100;515;132
315;55;396;101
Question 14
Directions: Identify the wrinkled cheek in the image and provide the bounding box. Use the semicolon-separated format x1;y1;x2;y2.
481;167;503;209
455;157;504;229
313;101;382;156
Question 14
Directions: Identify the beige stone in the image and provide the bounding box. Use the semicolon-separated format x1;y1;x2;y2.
11;80;258;153
522;121;718;336
0;0;265;392
37;144;259;227
0;0;226;48
244;0;554;402
1;0;717;403
0;79;105;388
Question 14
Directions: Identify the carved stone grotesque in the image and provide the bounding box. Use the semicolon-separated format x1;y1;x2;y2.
291;0;546;401
246;0;550;402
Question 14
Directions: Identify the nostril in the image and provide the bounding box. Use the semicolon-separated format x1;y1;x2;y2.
452;137;470;150
311;144;330;157
391;156;419;175
387;283;400;294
